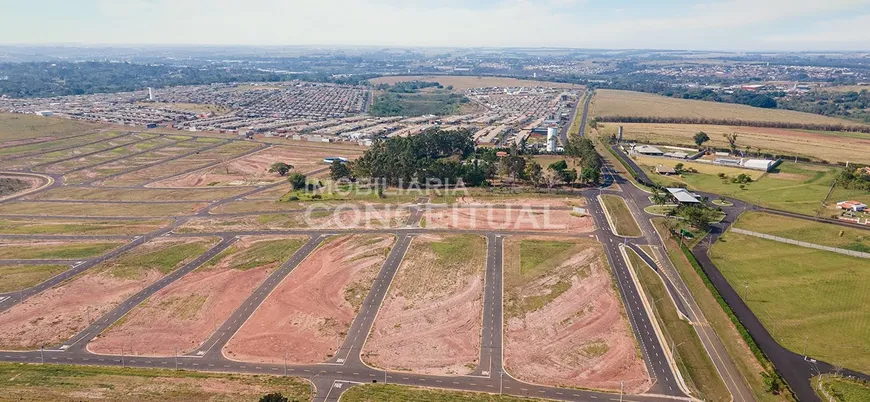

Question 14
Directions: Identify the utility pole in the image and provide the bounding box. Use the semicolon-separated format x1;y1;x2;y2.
804;336;809;358
284;352;287;377
384;370;387;384
175;346;179;371
499;372;504;395
121;347;125;368
40;346;44;365
620;381;624;402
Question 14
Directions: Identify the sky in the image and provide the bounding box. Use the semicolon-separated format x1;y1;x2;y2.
1;0;870;51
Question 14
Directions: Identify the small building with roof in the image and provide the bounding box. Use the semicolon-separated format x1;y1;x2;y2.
666;188;701;204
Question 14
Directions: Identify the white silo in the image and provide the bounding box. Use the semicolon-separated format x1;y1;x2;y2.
546;127;558;153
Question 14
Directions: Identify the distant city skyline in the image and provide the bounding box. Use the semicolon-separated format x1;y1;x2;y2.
2;0;870;51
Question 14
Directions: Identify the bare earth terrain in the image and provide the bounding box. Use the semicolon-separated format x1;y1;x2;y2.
423;207;593;233
151;146;357;187
363;234;485;375
223;234;394;364
0;237;214;350
503;237;650;393
88;236;307;356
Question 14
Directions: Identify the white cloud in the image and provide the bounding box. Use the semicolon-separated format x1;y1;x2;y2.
761;14;870;49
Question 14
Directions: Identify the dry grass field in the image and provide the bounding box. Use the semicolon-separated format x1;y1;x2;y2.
369;75;583;91
591;90;860;126
0;113;102;144
598;122;870;164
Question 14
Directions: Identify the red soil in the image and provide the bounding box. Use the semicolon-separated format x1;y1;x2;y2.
363;234;484;375
423;207;593;233
151;146;358;188
504;248;650;393
223;234;393;364
87;236;300;357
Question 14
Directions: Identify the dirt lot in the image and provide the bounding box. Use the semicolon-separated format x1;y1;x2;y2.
503;237;650;393
88;236;307;356
223;234;394;364
363;234;485;375
423;207;593;233
150;146;354;188
453;195;581;208
0;237;214;350
369;76;582;91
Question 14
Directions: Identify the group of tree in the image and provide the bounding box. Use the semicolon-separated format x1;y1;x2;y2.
778;89;870;124
268;162;294;176
0;178;29;197
564;136;603;184
837;167;870;191
593;115;870;134
372;80;442;93
352;127;488;187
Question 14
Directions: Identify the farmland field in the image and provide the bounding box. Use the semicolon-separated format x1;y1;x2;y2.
710;232;870;373
597;122;870;164
591;90;863;126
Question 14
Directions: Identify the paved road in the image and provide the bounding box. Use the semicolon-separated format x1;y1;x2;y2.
471;233;504;378
578;90;593;138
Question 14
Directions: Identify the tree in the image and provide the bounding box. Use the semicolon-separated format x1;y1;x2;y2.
288;173;307;190
651;189;670;206
259;393;289;402
524;159;543;188
544;169;561;192
268;162;293;177
723;133;739;154
330;162;352;181
693;131;710;148
674;163;684;173
548;160;569;172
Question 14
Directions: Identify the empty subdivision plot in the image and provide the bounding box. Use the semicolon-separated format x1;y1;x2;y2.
150;146;353;187
0;265;70;293
178;208;410;233
0;237;216;350
39;135;179;174
0;201;206;217
0;240;123;260
4;133;142;170
502;237;650;393
103;141;261;187
88;236;308;357
0;218;171;236
62;138;220;184
423;207;594;233
0;131;123;162
363;234;485;375
223;234;395;364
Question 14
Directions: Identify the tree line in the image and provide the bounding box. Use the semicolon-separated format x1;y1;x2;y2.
594;115;870;133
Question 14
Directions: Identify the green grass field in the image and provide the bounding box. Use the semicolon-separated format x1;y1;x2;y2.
0;241;123;260
625;248;729;401
650;219;787;402
734;211;870;252
204;237;307;271
341;384;539;402
0;363;310;402
0;201;205;217
0;113;100;142
814;375;870;402
710;232;870;373
0;219;169;235
96;238;216;280
600;195;642;237
0;265;69;293
641;161;839;216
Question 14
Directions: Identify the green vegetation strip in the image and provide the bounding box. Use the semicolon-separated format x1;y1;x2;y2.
735;211;870;252
98;239;214;280
600;195;642;237
0;242;122;260
710;233;870;373
0;219;169;236
625;248;729;401
204;238;307;271
0;363;310;402
0;265;68;293
814;375;870;402
504;239;587;319
342;384;539;402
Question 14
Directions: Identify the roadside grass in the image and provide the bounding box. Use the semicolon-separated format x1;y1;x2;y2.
342;383;540;401
0;265;68;293
28;187;247;202
814;375;870;402
0;363;310;402
710;232;870;373
650;218;787;402
0;219;169;236
638;160;838;216
96;238;216;280
625;248;730;401
203;237;307;271
0;241;123;260
0;201;206;217
503;238;595;319
734;211;870;252
600;195;642;237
